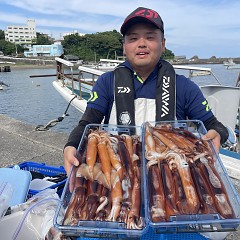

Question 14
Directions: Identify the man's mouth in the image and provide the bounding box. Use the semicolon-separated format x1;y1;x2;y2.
136;52;149;56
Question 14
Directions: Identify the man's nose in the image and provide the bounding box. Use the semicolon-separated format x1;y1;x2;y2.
138;37;147;47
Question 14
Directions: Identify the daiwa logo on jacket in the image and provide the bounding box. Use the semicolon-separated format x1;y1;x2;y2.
161;76;170;117
117;87;131;93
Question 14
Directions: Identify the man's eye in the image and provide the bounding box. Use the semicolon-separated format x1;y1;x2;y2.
130;37;137;41
147;36;154;40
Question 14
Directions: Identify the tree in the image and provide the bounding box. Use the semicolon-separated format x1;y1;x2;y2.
16;44;25;54
210;56;217;60
0;29;25;55
32;32;53;45
191;55;199;60
62;31;123;61
0;30;5;40
0;40;15;55
162;48;175;59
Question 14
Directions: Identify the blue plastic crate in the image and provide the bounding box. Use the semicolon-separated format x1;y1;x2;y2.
16;161;67;198
141;228;208;240
54;124;147;239
76;227;208;240
142;120;240;234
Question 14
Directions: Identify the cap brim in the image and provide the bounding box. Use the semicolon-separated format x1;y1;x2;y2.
121;16;161;35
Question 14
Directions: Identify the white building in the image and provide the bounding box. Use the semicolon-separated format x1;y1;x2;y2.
5;19;37;47
62;30;85;40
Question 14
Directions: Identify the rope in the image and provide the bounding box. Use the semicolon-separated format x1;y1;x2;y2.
35;95;77;131
0;81;9;87
236;73;240;87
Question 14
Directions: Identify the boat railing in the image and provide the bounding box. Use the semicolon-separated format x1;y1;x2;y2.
78;63;222;85
55;57;223;90
55;57;74;91
173;65;222;85
99;59;124;64
55;57;105;99
77;66;104;99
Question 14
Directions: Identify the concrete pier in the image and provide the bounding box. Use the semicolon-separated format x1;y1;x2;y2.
0;114;68;168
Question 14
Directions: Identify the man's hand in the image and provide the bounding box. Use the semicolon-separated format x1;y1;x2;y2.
63;146;80;174
202;129;221;153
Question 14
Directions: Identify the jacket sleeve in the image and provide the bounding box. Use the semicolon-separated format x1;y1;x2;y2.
203;115;229;145
64;108;104;149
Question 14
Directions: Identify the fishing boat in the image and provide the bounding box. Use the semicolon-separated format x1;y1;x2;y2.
52;56;240;177
226;65;240;70
223;58;240;69
94;58;124;71
223;58;236;66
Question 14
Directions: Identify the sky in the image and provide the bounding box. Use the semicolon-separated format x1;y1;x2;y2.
0;0;239;59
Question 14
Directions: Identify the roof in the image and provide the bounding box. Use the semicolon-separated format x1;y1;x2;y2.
64;55;79;61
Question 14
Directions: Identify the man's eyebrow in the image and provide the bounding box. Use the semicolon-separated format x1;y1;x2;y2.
145;31;158;34
126;32;138;36
126;31;157;36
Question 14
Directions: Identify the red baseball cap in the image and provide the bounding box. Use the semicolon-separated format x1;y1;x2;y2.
120;7;164;35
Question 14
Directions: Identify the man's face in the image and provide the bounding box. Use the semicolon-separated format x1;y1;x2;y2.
123;23;165;72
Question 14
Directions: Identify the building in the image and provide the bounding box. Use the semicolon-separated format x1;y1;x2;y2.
24;44;64;57
61;30;85;40
5;19;37;47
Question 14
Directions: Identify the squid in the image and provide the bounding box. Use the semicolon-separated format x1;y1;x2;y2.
197;157;235;219
86;132;100;177
148;165;166;222
107;138;123;181
167;152;200;214
107;169;123;221
127;175;143;229
189;161;217;214
97;139;112;188
161;159;179;220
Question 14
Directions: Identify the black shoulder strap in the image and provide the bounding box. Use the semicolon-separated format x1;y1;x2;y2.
114;65;135;125
156;60;176;121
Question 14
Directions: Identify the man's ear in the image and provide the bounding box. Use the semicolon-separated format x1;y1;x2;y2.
162;37;166;50
123;43;126;55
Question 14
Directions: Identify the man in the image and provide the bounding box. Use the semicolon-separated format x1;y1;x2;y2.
63;7;228;173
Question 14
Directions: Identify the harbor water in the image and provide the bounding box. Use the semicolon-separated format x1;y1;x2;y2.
0;67;82;134
0;64;239;135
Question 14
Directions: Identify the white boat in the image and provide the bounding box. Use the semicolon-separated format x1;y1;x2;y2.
52;57;240;175
223;59;240;69
226;65;240;70
223;58;236;66
94;59;124;71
